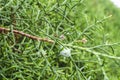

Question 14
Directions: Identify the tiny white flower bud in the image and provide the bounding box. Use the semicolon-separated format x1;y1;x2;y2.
60;48;71;57
59;34;66;40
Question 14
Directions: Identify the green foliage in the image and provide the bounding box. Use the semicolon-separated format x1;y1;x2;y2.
0;0;120;80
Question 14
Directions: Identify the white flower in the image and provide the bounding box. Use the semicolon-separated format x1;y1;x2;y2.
81;37;87;44
59;34;66;40
60;48;71;57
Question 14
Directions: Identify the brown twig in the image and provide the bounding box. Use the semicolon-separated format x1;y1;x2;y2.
0;27;54;43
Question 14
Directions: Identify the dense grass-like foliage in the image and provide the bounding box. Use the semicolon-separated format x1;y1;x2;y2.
0;0;120;80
